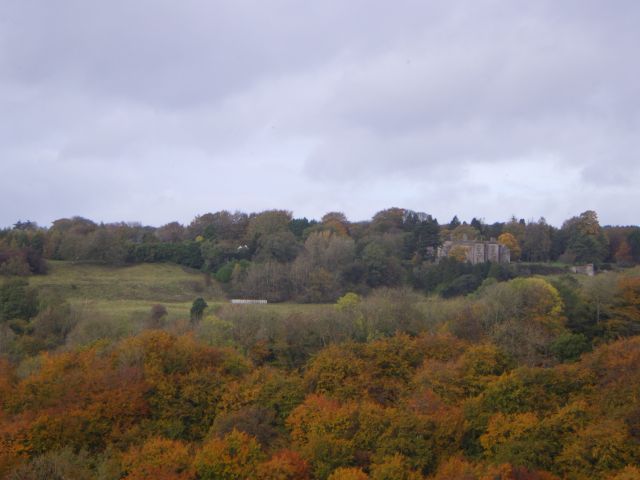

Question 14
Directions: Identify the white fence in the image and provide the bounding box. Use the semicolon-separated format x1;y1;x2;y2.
230;299;268;304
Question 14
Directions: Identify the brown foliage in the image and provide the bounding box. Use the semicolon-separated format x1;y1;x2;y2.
257;449;312;480
122;437;194;480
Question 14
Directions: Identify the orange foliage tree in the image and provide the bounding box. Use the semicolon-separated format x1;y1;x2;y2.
257;449;312;480
122;437;194;480
327;467;370;480
193;429;263;480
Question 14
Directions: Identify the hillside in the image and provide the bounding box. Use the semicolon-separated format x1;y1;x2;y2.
24;261;326;324
28;261;224;323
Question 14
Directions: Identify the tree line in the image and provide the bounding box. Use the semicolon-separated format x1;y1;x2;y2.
1;209;639;301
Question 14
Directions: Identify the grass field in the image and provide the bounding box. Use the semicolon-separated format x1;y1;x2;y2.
26;261;326;322
66;298;195;323
26;261;225;322
29;261;222;301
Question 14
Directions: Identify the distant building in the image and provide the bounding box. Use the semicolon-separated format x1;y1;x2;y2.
437;239;510;264
570;264;595;276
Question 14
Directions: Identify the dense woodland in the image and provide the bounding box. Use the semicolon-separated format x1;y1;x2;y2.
1;208;640;479
1;209;639;302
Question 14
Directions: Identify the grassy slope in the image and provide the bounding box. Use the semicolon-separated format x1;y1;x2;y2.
26;261;325;323
28;261;225;322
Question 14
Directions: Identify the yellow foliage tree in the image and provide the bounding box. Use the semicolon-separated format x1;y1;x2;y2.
608;466;640;480
122;437;194;480
498;232;521;261
257;449;312;480
430;456;478;480
328;467;370;480
193;429;263;480
448;245;470;262
370;453;425;480
556;420;638;478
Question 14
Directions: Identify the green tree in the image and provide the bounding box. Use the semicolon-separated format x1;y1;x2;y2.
246;210;292;240
627;228;640;263
0;279;38;322
190;297;208;323
156;221;185;242
254;231;300;263
479;277;566;365
371;208;406;234
549;333;591;362
561;210;609;264
362;243;403;288
289;217;316;239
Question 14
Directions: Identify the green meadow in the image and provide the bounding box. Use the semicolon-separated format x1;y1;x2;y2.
26;261;221;322
26;261;325;322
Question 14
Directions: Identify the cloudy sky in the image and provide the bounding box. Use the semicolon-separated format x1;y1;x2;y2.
1;0;639;228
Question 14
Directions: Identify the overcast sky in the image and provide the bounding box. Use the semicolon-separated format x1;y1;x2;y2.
1;0;639;228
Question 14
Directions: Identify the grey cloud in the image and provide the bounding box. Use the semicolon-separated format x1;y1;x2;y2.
0;0;639;227
297;2;640;212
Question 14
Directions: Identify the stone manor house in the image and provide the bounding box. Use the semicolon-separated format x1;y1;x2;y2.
437;238;511;264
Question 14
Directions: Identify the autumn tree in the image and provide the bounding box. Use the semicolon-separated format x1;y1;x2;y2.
328;467;370;479
478;278;566;364
257;450;312;480
498;233;521;261
583;272;618;332
188;211;248;241
287;395;361;478
6;448;94;480
370;453;425;480
156;222;186;243
451;225;480;241
556;420;639;478
614;239;634;266
291;231;355;302
234;261;292;302
321;212;350;236
193;429;263;480
503;217;526;246
0;254;30;276
371;208;406;234
122;437;194;480
430;456;478;480
147;304;168;329
246;210;292;241
522;218;552;262
480;411;551;469
561;210;609;264
607;276;640;337
254;230;300;263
